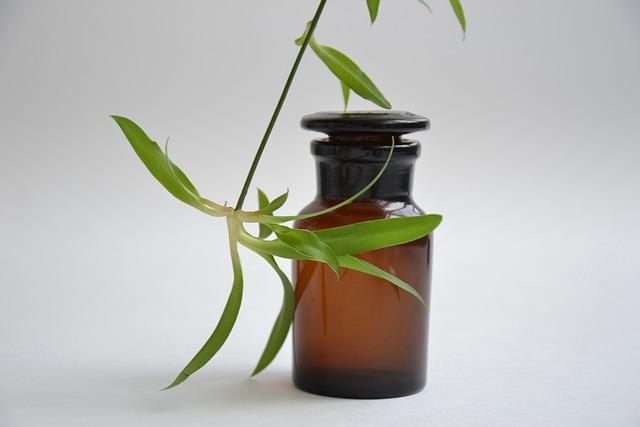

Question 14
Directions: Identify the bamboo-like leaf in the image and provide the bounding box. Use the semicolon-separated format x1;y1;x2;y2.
163;140;228;215
338;255;427;309
264;190;289;213
257;189;269;209
164;218;244;389
315;215;442;255
251;253;295;376
310;41;392;109
237;139;395;224
449;0;466;35
111;115;221;216
294;23;390;109
341;81;351;111
163;138;200;202
366;0;380;24
257;189;272;239
239;214;441;260
416;0;432;13
238;232;306;260
269;224;341;276
257;189;289;238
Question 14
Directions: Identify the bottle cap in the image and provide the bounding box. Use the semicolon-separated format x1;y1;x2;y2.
301;111;429;135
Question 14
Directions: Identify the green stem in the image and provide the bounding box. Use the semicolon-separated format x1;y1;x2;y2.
234;0;328;210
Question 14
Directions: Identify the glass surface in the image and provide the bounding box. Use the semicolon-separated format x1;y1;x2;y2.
293;164;432;399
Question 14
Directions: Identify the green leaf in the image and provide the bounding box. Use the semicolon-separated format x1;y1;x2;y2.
111;115;221;216
338;255;427;309
257;189;269;209
164;218;244;389
416;0;432;13
257;189;272;239
293;23;390;109
310;40;391;109
341;81;351;111
264;190;289;213
239;215;441;260
163;138;199;200
251;253;295;376
163;140;229;215
257;189;289;238
239;138;395;224
449;0;466;35
269;224;341;276
315;215;442;255
239;232;306;260
366;0;380;24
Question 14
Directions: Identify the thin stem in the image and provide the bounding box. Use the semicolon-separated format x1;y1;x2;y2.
234;0;328;210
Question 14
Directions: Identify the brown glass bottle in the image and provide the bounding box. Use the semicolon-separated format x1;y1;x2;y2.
292;111;433;399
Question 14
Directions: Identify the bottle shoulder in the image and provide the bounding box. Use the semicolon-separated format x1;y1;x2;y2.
294;198;424;231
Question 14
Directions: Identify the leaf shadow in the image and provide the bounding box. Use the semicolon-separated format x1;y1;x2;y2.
99;366;326;416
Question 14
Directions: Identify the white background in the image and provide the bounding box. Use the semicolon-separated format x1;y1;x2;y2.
1;0;639;425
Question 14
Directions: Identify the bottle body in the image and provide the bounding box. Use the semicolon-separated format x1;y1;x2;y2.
292;114;433;398
293;199;432;399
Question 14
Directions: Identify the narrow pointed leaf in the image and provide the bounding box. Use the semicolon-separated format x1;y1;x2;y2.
449;0;466;35
164;219;244;389
264;190;289;213
251;253;295;376
341;81;351;111
257;189;269;209
257;189;272;239
310;41;391;109
111;115;219;215
239;215;441;259
366;0;380;24
238;140;395;224
257;189;289;238
315;215;442;255
238;232;306;260
163;140;228;214
163;139;200;202
338;255;427;309
269;224;341;276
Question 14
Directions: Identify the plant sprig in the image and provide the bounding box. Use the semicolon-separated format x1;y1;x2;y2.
111;0;465;389
112;115;441;387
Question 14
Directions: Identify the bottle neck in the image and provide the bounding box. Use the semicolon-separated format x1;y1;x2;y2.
312;136;420;201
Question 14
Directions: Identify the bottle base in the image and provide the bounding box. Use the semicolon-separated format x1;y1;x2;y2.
293;368;426;399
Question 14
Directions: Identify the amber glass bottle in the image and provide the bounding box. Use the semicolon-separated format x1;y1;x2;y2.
292;111;433;399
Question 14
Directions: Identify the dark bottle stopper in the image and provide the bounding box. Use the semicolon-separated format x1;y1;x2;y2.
301;111;429;136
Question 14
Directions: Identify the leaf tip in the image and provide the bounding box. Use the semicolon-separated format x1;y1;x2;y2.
110;115;122;126
380;99;392;110
110;114;129;124
377;94;393;110
328;261;342;278
250;365;264;377
162;372;189;391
